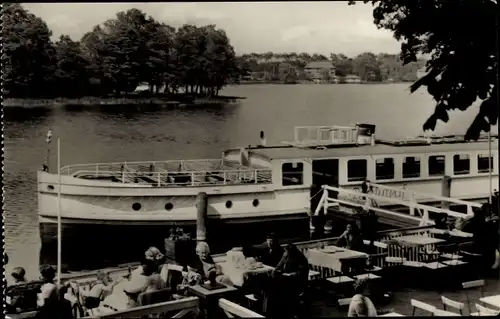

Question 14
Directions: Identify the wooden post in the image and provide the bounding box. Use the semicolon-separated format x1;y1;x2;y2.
196;192;208;242
441;175;452;210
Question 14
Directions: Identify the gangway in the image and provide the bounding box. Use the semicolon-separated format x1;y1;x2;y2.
313;184;478;228
363;181;483;216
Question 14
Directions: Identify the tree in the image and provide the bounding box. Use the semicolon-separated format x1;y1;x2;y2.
53;35;92;97
353;52;381;82
350;0;499;140
2;3;56;97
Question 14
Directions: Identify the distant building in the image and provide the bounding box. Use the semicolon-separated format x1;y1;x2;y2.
277;62;297;80
344;75;361;84
304;61;336;81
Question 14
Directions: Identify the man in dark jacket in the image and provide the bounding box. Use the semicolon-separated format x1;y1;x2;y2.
258;233;284;267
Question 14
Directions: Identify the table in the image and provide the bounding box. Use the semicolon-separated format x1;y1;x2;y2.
430;228;473;238
380;312;405;316
218;262;274;287
395;235;446;246
306;246;368;273
480;295;500;309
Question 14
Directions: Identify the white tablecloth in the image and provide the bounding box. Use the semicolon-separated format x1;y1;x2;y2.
306;246;368;272
218;262;274;287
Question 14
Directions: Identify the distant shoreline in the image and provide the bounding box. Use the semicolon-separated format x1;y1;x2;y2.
3;95;246;107
236;80;414;85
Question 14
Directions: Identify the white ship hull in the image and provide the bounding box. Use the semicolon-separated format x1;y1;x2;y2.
37;171;311;225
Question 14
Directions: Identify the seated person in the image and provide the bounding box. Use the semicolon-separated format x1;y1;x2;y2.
124;259;166;308
256;233;284;267
7;267;30;313
131;247;165;281
37;265;58;308
11;267;27;285
348;279;378;317
337;223;364;251
80;271;123;311
188;242;232;286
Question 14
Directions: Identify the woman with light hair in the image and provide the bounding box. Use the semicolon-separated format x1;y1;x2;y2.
188;242;232;286
131;247;165;280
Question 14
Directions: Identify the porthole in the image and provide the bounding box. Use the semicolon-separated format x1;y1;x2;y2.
132;203;142;211
47;185;55;191
165;203;174;211
252;199;260;207
225;200;233;209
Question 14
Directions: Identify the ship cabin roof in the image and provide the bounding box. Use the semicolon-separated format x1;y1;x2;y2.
238;139;498;161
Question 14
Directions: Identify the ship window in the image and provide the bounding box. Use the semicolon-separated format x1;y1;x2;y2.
403;156;421;178
132;203;142;211
165;203;174;211
347;159;367;182
47;185;55;191
282;162;304;186
225;200;233;209
428;155;446;176
252;199;260;207
376;158;395;180
453;154;470;175
478;154;494;173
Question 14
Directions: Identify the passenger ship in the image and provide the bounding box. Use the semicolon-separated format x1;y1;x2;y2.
37;124;498;259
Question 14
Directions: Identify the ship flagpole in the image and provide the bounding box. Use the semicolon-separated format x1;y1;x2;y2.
57;137;62;285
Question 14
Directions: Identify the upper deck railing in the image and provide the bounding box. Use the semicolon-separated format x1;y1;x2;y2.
282;125;359;147
56;159;273;187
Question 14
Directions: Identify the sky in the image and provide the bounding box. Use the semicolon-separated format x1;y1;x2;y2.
23;2;401;57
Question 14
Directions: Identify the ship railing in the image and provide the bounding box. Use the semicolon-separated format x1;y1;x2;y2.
70;168;273;186
365;181;482;216
284;125;358;146
314;185;472;227
59;159;226;176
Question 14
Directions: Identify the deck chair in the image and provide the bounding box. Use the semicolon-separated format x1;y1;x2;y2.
433;308;462;316
462;279;485;314
472;303;500;316
411;299;436;316
441;296;465;315
338;297;352;309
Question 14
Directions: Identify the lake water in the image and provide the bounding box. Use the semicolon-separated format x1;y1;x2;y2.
3;83;486;279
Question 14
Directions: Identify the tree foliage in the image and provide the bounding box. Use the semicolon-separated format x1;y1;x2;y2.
350;0;499;140
238;51;424;82
2;3;56;97
2;5;240;98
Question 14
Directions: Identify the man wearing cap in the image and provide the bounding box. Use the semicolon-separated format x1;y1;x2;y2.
259;233;284;268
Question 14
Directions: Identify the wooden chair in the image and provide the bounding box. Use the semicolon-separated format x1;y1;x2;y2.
441;296;465;315
433;308;462;316
384;242;407;266
308;270;321;281
462;280;485;314
411;299;436;316
338;297;352;308
471;303;500;316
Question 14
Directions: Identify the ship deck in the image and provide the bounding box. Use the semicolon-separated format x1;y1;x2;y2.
56;159;273;187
